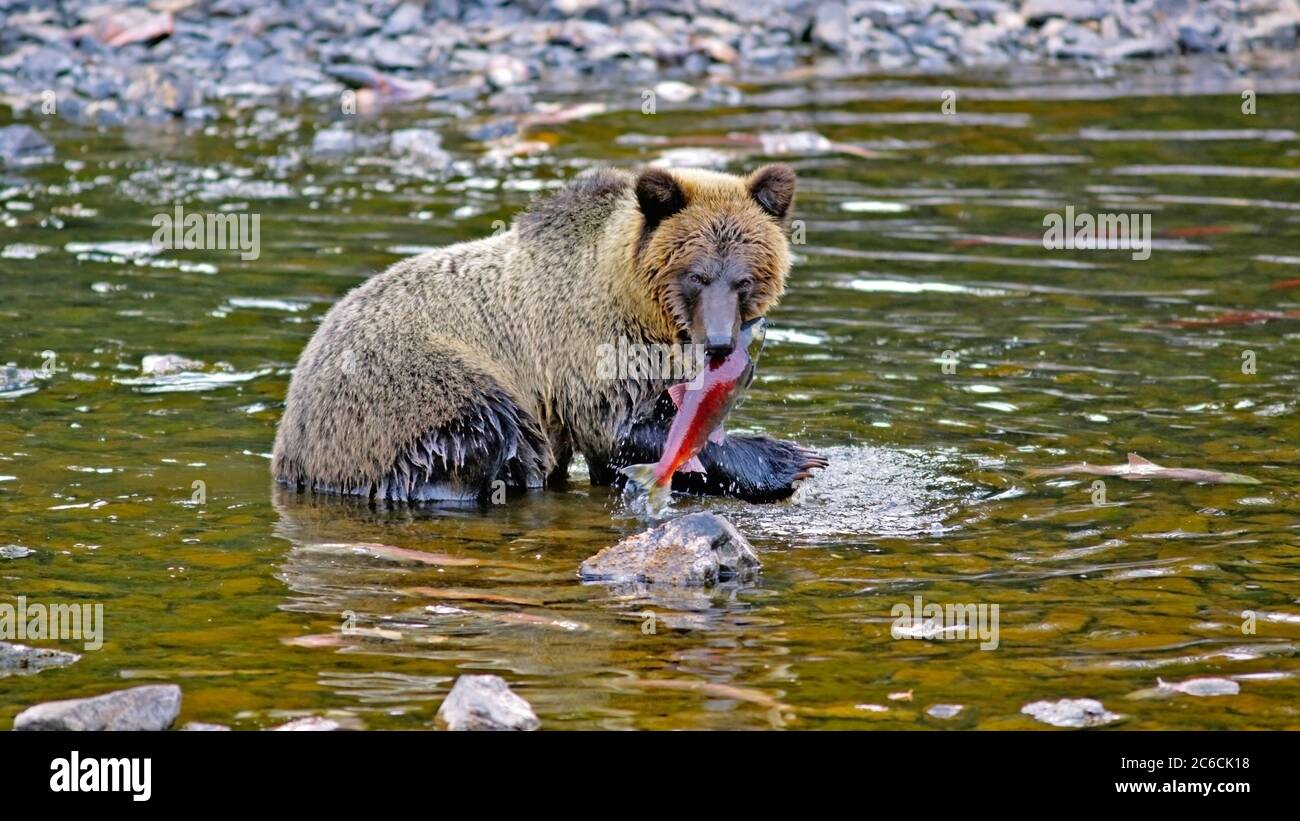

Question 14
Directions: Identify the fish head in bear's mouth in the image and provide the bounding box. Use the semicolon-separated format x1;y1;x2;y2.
682;256;755;361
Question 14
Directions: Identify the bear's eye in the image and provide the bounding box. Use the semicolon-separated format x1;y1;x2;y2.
733;277;754;292
688;272;710;287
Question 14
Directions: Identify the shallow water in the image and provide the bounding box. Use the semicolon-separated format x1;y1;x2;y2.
4;59;1300;729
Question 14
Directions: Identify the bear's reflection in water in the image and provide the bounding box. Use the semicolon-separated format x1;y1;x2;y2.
269;445;967;727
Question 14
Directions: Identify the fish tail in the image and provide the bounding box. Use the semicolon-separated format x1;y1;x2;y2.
619;463;672;510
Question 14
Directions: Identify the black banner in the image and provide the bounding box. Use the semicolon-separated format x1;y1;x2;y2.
0;730;1285;808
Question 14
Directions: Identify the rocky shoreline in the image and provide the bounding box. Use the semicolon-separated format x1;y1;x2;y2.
0;1;1297;125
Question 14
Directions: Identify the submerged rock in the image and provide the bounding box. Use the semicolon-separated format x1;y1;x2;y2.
0;544;35;559
926;703;964;719
181;722;231;731
0;365;40;398
140;354;204;376
436;674;539;731
389;128;452;170
580;512;760;586
0;642;81;677
1021;697;1123;728
311;125;383;155
271;716;347;731
13;684;181;731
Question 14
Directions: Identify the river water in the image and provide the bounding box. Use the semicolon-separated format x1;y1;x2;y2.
3;59;1299;729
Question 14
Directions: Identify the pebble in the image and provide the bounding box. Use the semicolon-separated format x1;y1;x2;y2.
435;674;540;731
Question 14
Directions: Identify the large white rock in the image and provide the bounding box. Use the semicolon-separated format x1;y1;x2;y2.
580;512;760;586
436;675;539;731
13;685;181;731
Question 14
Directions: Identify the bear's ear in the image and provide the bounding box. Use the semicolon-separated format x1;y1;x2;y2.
635;168;688;234
748;164;796;222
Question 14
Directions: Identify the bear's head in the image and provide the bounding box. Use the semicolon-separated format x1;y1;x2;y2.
634;165;795;358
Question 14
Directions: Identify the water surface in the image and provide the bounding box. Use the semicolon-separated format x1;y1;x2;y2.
4;60;1300;729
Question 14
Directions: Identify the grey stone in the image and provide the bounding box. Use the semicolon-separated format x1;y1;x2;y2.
436;675;539;731
0;545;34;559
485;53;530;88
1245;10;1300;49
861;1;927;28
580;512;760;586
13;685;182;731
1022;0;1107;24
1104;34;1177;60
383;3;425;37
812;1;853;53
370;40;424;70
0;125;53;167
22;46;75;79
0;642;80;677
1047;23;1105;59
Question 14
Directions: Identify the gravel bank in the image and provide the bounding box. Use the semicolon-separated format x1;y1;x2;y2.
0;1;1297;124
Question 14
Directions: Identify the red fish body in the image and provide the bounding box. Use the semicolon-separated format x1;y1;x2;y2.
620;318;766;510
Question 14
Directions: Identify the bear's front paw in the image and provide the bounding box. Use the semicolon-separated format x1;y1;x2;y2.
713;435;827;502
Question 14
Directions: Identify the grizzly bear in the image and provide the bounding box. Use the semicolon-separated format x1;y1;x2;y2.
272;164;825;503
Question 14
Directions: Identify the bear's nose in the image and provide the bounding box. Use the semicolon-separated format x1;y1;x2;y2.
705;335;734;359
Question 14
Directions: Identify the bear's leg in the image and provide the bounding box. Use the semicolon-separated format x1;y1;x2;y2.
274;330;553;504
379;386;552;503
605;401;826;503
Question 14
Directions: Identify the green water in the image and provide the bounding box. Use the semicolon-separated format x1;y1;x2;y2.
4;62;1300;729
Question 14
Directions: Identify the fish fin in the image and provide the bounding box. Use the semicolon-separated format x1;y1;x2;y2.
1224;472;1262;485
707;424;727;445
1127;453;1156;468
620;462;672;511
644;481;673;512
619;462;659;491
680;456;706;474
667;383;687;409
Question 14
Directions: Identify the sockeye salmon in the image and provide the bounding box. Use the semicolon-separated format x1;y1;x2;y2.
620;317;767;511
1025;452;1261;485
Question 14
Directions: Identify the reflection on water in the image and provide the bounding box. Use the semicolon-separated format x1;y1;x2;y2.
3;58;1300;729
